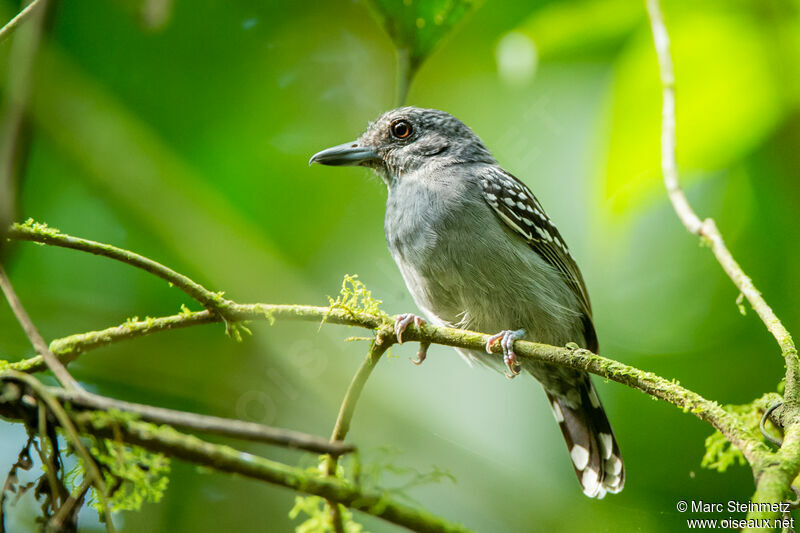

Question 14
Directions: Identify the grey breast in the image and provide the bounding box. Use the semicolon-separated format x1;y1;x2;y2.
384;162;584;349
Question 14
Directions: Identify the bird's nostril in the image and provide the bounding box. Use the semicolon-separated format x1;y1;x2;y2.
351;143;358;148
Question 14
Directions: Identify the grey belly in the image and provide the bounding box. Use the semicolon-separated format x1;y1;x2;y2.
390;213;585;372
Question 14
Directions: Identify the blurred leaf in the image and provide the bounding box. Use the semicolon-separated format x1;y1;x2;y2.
604;5;784;214
512;0;643;60
365;0;478;71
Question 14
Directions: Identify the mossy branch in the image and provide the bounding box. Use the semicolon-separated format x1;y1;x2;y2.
324;338;391;532
17;381;354;456
8;220;236;318
4;298;765;465
647;0;798;527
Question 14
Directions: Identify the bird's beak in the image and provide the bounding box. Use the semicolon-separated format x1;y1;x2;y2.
308;142;379;167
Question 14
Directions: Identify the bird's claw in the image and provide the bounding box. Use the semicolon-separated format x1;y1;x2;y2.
411;342;430;366
394;313;425;344
486;329;525;379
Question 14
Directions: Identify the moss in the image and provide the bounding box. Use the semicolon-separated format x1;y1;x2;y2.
289;465;366;533
323;275;388;327
701;395;779;473
261;307;276;325
68;411;170;514
89;438;170;513
227;322;253;342
736;293;747;316
211;290;227;303
703;430;747;472
13;218;61;237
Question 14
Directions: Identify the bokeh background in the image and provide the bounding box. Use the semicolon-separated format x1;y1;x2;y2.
1;0;799;531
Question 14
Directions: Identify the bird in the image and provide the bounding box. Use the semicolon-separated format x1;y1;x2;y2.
309;106;624;498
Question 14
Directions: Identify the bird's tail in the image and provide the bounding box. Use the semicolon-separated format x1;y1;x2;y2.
546;379;624;498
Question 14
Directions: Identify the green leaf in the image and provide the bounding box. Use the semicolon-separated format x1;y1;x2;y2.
366;0;478;70
365;0;479;102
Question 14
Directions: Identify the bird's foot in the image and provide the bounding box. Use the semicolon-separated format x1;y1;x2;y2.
394;313;426;344
394;313;428;365
486;329;525;379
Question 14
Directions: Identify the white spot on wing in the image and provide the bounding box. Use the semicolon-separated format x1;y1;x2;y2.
537;227;552;241
496;210;532;240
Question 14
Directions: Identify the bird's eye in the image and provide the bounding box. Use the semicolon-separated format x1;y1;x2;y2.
390;120;412;139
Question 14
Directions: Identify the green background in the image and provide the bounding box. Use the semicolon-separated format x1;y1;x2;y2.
1;0;799;531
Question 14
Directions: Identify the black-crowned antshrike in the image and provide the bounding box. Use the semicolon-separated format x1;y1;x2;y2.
310;107;624;498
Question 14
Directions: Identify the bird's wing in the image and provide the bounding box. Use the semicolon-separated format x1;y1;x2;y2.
479;167;596;348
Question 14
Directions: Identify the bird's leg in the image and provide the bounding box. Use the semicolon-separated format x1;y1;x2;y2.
485;329;525;379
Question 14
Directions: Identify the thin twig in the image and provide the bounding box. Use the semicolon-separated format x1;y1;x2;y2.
36;403;63;510
645;0;797;364
324;337;391;532
50;386;354;456
48;477;91;532
0;0;44;46
0;264;83;392
8;222;234;317
646;0;800;527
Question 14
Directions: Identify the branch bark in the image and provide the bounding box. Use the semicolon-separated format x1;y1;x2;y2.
0;264;83;392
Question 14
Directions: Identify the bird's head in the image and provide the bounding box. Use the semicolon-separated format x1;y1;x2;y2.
309;106;494;183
